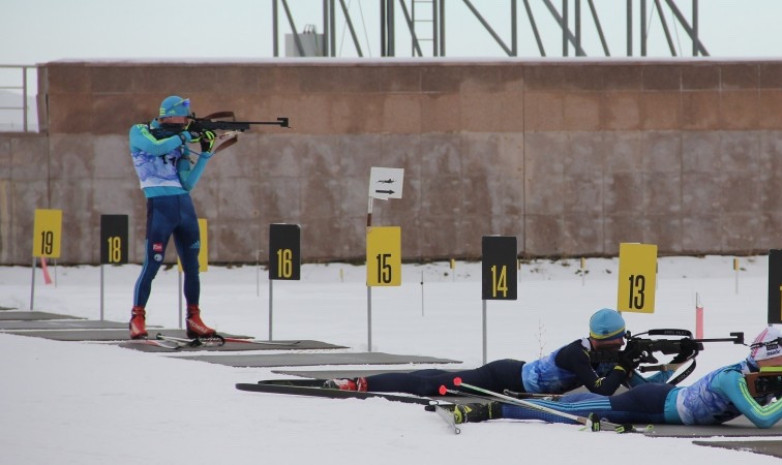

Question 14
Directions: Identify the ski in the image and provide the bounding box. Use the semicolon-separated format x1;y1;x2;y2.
236;381;438;405
154;333;225;348
432;404;461;434
455;378;650;434
127;338;182;350
222;337;301;346
257;378;327;387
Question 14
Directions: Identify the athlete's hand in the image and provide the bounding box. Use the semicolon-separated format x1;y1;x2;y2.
617;349;643;372
200;130;216;153
670;339;700;364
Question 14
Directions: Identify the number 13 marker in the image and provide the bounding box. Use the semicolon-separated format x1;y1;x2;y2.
617;243;657;313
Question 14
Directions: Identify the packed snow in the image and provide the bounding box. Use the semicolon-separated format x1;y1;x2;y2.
1;255;780;464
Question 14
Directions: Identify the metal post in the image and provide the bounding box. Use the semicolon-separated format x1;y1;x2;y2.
511;0;517;56
439;0;445;56
482;300;487;364
30;257;36;310
388;0;395;56
367;286;373;351
562;0;568;57
273;0;279;57
269;280;274;340
256;250;261;297
421;270;425;316
433;0;439;56
641;0;646;57
367;196;374;351
692;0;698;56
575;0;581;56
627;0;633;56
100;265;105;320
380;0;387;56
22;67;28;132
330;0;336;56
323;0;329;57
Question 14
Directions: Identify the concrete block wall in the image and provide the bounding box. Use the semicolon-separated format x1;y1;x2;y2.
1;59;781;265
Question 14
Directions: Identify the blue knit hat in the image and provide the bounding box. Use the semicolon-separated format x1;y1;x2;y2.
589;308;626;341
159;95;191;118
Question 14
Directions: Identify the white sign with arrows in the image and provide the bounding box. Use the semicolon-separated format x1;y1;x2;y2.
368;167;404;200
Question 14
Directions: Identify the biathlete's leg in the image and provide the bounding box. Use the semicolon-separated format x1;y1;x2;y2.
172;195;201;306
365;359;525;396
133;197;177;307
500;383;674;425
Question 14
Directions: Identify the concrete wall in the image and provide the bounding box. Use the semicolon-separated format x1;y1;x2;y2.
1;59;782;265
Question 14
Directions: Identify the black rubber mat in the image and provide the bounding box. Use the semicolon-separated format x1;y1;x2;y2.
0;319;128;330
119;339;347;352
693;440;782;459
0;311;84;321
644;416;782;437
180;352;461;368
3;328;227;341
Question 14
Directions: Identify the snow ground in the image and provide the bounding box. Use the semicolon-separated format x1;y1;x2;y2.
1;255;780;464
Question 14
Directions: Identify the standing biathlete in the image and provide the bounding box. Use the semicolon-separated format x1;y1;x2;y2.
128;95;218;340
325;309;672;396
455;326;782;428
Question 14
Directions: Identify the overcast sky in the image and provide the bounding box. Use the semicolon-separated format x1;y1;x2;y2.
3;0;782;64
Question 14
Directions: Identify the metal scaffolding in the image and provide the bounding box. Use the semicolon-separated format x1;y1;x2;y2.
271;0;708;58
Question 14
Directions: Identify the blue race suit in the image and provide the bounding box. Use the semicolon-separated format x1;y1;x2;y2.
363;338;671;396
129;120;211;308
501;359;782;428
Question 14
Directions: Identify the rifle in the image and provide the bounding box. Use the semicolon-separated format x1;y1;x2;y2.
187;111;290;133
591;329;745;384
186;111;290;153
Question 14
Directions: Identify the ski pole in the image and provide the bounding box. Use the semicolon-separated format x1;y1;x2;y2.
454;378;634;433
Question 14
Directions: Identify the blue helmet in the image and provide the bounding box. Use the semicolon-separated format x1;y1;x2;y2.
589;308;626;341
158;95;191;118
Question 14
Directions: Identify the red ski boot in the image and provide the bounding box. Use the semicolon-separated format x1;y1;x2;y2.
323;377;368;392
186;305;216;339
129;306;147;339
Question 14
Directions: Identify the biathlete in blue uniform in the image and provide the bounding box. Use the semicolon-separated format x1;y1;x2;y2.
128;96;219;340
455;326;782;428
325;309;671;396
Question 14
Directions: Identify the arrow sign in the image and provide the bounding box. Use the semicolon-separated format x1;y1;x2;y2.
369;167;404;200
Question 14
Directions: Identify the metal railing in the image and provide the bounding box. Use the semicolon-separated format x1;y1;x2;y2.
0;65;37;133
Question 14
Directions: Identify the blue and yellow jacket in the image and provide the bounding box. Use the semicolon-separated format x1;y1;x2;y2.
665;360;782;427
129;120;210;198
